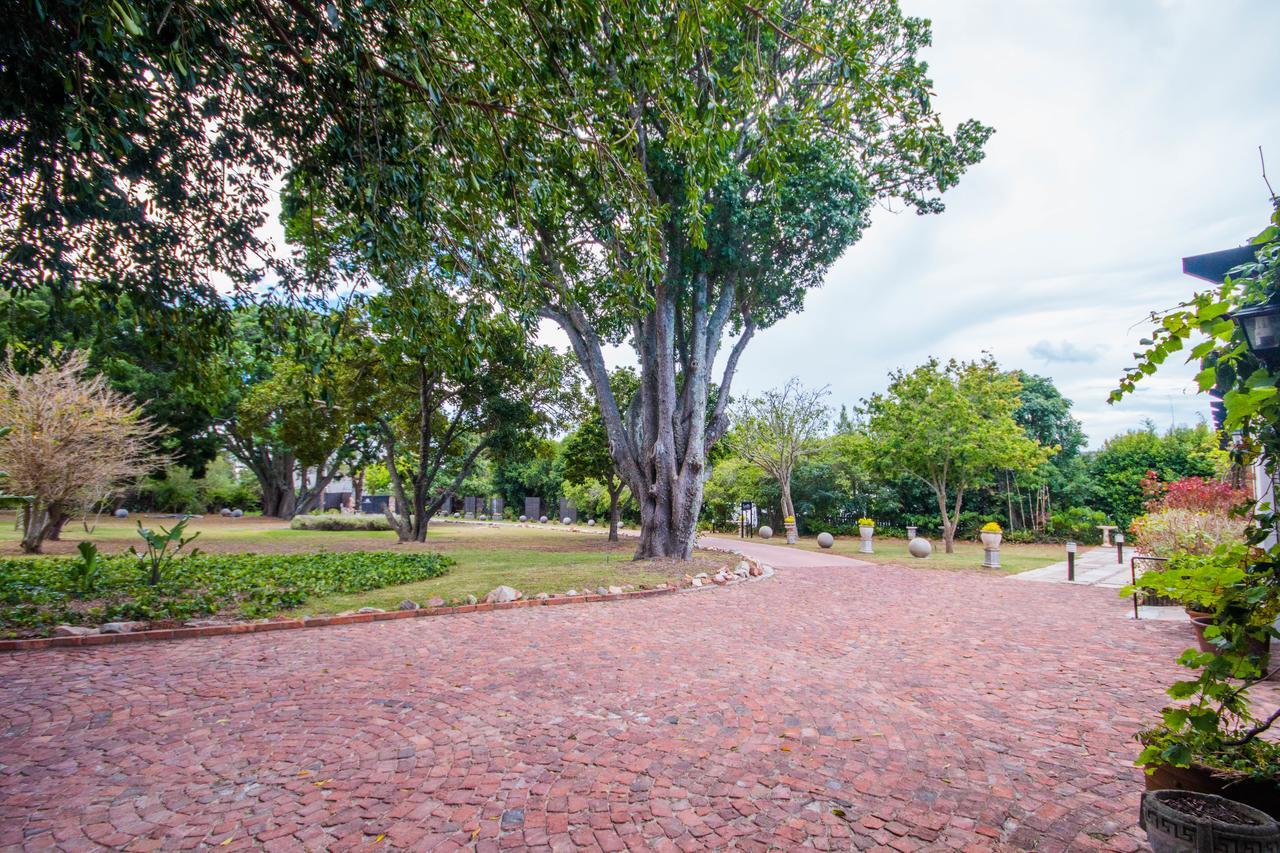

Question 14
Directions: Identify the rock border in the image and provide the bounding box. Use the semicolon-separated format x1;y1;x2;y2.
0;555;772;653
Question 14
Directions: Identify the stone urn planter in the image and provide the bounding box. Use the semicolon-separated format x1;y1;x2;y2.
1139;789;1280;852
784;516;798;545
979;530;1003;548
858;522;874;554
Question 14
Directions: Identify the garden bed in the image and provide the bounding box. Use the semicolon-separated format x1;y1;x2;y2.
0;551;452;638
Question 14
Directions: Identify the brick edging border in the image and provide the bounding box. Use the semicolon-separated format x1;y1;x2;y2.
0;587;677;653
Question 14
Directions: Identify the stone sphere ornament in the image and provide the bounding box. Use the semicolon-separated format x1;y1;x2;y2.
113;508;129;519
519;515;528;522
908;537;932;558
587;519;596;526
816;532;834;549
758;525;773;539
539;516;549;524
230;509;244;518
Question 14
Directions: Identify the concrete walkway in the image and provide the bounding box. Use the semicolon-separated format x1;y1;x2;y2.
2;539;1203;851
1010;546;1136;588
1009;546;1189;622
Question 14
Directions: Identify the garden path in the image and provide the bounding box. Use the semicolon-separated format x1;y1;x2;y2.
0;542;1201;851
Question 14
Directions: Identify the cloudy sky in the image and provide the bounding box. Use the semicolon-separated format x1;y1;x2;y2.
565;0;1280;449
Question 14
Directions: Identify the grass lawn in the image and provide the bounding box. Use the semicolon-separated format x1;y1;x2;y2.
0;514;732;618
785;534;1067;574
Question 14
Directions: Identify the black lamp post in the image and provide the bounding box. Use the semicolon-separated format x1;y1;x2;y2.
1230;301;1280;364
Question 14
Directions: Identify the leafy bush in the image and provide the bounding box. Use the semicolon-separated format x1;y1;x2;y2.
1047;507;1109;544
138;465;204;514
290;514;394;531
1129;508;1247;558
0;550;452;637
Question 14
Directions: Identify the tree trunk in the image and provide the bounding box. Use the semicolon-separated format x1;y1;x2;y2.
20;502;49;554
45;505;67;541
607;483;621;543
542;269;755;562
352;469;365;511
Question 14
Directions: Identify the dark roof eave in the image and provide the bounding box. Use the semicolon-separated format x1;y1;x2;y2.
1182;244;1262;284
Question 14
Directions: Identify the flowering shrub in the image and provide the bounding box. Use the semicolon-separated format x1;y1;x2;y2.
1141;472;1248;515
1130;474;1250;557
980;521;1002;533
1129;508;1247;558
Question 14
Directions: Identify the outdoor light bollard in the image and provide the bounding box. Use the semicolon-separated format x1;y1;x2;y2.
1116;533;1125;564
1066;541;1077;582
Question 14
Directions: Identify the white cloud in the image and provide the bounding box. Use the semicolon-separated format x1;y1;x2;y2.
720;0;1280;449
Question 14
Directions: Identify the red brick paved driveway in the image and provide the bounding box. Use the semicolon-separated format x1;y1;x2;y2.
1;541;1204;851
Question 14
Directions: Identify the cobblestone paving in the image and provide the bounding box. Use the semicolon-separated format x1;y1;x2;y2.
1;544;1203;851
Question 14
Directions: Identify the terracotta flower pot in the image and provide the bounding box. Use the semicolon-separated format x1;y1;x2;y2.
1188;617;1273;677
1146;765;1280;818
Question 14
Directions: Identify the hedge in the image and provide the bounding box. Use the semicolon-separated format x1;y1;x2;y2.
289;514;394;531
0;551;452;638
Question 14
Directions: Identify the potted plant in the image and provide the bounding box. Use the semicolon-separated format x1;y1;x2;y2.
858;518;874;553
783;515;798;545
1139;790;1279;851
1125;544;1280;817
979;521;1002;548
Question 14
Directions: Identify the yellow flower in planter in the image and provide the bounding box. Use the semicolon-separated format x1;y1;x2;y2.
784;516;795;524
980;521;1003;533
857;518;875;527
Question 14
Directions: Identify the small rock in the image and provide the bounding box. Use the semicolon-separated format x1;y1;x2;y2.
426;597;445;608
183;619;226;628
536;592;550;600
465;594;478;605
690;577;704;587
397;599;420;611
737;560;750;574
712;573;728;585
484;585;522;604
99;621;146;634
694;572;709;580
607;586;623;595
54;625;97;637
565;589;579;597
357;607;385;614
749;563;763;577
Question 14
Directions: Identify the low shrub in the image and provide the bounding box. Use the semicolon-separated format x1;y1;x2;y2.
1047;507;1110;544
1129;507;1247;557
290;514;394;531
0;550;452;637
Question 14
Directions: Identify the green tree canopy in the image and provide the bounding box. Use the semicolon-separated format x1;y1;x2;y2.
861;356;1050;553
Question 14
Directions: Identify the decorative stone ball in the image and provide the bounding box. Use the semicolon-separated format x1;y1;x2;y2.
587;519;596;526
453;512;460;518
816;532;834;549
113;508;129;519
758;525;773;539
539;516;548;523
908;537;932;558
230;509;244;518
562;517;571;525
519;515;528;522
219;508;232;517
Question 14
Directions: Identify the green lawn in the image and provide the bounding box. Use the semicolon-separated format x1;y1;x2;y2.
0;514;730;618
786;534;1067;574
